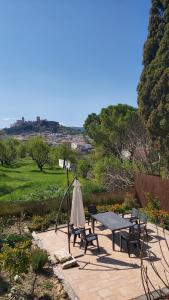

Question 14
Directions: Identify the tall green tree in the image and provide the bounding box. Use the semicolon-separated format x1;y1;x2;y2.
138;0;169;154
84;104;140;157
0;138;17;166
28;137;49;171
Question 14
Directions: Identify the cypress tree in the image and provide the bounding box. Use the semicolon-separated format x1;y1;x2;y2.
137;0;169;152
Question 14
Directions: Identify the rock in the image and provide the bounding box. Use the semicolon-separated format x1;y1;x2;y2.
54;249;72;263
23;226;30;233
62;258;78;269
14;275;20;282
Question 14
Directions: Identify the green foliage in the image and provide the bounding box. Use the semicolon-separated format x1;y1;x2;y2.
43;280;53;290
28;137;49;171
3;233;32;248
77;158;91;178
1;243;30;278
82;181;106;194
0;138;17;166
28;215;50;232
0;156;67;204
145;192;161;211
31;248;48;273
56;143;76;166
84;104;138;156
29;211;59;232
137;0;169;154
93;155;135;190
18;143;27;158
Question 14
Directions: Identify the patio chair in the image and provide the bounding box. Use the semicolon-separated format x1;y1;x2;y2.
120;224;141;257
132;212;148;237
86;204;98;225
80;227;100;254
122;208;139;224
69;224;81;246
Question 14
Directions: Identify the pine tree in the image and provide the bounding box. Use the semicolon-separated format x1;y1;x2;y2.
137;0;169;153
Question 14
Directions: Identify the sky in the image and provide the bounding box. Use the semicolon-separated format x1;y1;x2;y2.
0;0;151;129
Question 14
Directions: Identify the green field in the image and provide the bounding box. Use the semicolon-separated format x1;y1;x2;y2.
0;158;69;202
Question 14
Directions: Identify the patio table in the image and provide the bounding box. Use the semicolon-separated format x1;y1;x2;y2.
91;211;133;250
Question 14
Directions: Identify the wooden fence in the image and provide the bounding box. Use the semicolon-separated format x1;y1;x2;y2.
135;174;169;212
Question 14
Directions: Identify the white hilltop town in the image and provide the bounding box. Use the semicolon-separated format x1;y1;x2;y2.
6;116;93;153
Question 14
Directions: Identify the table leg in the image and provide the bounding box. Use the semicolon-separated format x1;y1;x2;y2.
112;231;115;250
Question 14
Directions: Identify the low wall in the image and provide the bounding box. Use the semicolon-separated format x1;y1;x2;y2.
135;174;169;212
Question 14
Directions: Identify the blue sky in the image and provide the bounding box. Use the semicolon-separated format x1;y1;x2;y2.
0;0;151;128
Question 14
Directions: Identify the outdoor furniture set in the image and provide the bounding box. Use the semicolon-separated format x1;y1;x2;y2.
70;206;148;257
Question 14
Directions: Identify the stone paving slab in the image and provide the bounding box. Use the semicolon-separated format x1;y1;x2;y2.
35;223;169;300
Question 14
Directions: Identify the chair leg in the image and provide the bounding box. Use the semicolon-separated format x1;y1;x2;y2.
145;226;148;237
73;235;77;246
96;236;100;252
127;241;130;257
84;242;88;254
80;239;83;248
120;236;123;252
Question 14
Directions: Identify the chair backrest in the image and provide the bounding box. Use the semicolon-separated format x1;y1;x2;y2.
69;224;80;235
130;223;142;238
80;228;86;240
88;204;98;215
131;208;139;218
139;212;147;224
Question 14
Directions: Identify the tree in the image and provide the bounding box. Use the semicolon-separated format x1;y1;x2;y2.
56;143;76;168
84;104;140;157
18;143;27;158
0;141;6;166
0;130;5;141
28;137;49;171
0;138;17;166
137;0;169;156
77;158;91;178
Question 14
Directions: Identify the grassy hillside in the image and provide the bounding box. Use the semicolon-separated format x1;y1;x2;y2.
0;158;69;202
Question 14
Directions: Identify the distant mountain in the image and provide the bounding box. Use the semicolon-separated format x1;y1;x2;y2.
3;119;84;135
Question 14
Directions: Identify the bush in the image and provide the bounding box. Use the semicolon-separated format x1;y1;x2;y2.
28;213;57;232
0;243;30;279
31;248;48;272
3;233;32;248
146;193;161;211
28;216;45;232
77;158;91;178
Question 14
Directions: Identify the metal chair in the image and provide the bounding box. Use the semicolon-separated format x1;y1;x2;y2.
122;208;139;224
69;224;81;246
86;204;98;225
134;212;148;237
120;224;141;257
80;228;100;254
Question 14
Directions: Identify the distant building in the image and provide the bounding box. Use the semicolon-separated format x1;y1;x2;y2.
36;116;41;124
71;142;93;153
59;159;71;170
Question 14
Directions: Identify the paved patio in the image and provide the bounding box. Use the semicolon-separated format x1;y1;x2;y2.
35;222;169;300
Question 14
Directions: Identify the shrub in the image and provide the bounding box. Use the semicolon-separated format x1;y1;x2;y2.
28;216;45;232
4;233;32;248
1;243;30;279
28;213;57;232
31;248;48;273
146;193;161;211
77;158;91;178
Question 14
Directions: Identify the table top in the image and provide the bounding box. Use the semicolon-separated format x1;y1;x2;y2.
91;211;133;231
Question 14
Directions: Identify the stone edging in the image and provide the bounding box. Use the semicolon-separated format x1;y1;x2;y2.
32;231;79;300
